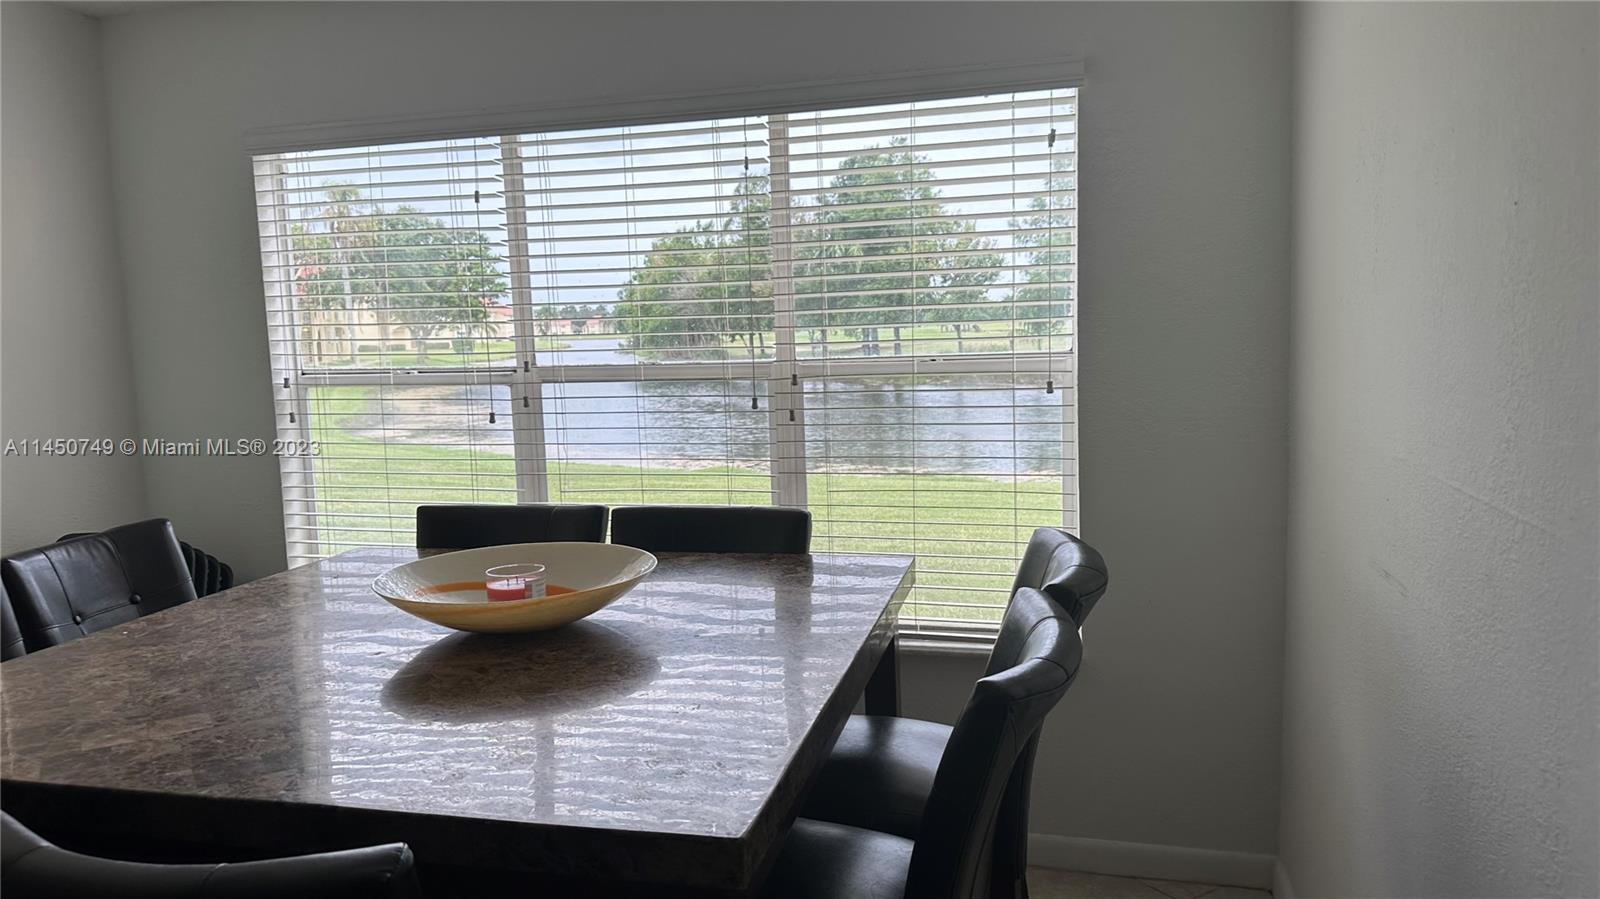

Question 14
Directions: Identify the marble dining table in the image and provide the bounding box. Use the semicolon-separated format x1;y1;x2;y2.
0;547;914;896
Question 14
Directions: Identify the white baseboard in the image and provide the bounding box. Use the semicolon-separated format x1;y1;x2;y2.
1027;832;1276;890
1272;859;1296;899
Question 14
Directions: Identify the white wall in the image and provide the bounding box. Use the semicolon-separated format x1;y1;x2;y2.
0;2;146;552
96;1;1292;870
1281;4;1599;898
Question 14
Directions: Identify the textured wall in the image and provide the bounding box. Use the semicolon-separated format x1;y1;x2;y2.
97;2;1292;864
1280;4;1599;897
1;3;147;552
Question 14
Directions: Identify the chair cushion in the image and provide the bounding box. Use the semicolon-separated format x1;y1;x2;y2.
800;714;952;839
760;818;911;899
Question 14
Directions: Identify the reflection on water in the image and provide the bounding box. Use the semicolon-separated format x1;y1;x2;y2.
329;338;1067;477
802;377;1065;476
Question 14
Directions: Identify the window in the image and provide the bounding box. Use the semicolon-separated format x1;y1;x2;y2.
254;87;1077;639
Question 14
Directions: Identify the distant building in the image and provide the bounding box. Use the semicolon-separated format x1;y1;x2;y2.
294;295;512;362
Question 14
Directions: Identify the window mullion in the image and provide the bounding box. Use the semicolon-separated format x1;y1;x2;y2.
767;113;808;508
502;137;550;503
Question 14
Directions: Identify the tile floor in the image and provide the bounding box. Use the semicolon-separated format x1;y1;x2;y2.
1028;867;1273;899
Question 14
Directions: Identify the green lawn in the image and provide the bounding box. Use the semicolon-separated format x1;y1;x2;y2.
300;402;1062;621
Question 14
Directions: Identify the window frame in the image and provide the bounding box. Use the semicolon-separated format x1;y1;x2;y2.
256;66;1084;643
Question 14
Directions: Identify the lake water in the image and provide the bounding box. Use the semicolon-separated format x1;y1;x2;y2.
333;338;1070;477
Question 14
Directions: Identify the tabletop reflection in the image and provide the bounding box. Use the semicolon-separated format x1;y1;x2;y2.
381;623;660;723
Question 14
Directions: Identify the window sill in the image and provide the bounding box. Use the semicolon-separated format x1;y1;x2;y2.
898;638;994;659
897;621;998;658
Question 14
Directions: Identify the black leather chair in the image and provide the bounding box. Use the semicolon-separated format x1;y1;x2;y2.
800;529;1106;888
59;532;234;599
2;519;198;652
2;582;25;661
415;503;609;550
762;587;1084;899
609;505;811;553
0;812;421;899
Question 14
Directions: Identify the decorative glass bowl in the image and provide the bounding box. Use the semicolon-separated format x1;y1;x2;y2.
373;543;657;633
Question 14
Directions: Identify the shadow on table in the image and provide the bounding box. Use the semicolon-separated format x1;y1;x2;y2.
380;621;660;723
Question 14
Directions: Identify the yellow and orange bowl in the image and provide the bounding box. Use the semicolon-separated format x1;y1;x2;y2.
373;543;657;633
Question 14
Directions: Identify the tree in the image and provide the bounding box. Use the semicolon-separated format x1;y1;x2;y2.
613;178;773;360
1010;158;1075;342
792;142;1002;356
285;185;365;364
611;138;1011;358
614;141;1004;359
287;185;506;362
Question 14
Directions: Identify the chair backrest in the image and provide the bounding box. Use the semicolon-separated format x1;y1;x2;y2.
1010;527;1109;629
905;588;1084;899
964;531;1106;897
61;531;235;599
2;581;25;661
1;519;197;651
415;503;609;550
1;811;421;899
609;505;811;553
180;541;236;597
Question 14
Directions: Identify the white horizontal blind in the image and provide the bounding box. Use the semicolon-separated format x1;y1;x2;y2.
788;92;1077;634
255;139;518;556
254;87;1077;636
510;117;777;509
